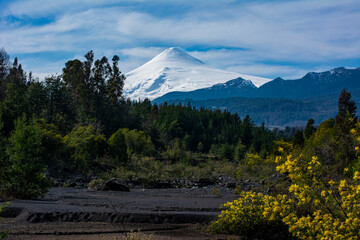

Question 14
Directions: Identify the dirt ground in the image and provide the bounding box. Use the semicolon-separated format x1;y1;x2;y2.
1;220;241;240
0;187;240;239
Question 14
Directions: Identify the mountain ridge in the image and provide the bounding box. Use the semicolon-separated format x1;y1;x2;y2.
153;67;360;103
123;47;270;100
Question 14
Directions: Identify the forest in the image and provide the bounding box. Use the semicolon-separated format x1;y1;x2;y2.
0;49;286;197
1;48;360;239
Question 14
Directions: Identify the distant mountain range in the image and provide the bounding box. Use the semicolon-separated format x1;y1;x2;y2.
124;47;270;100
123;47;359;128
154;67;360;102
153;67;360;128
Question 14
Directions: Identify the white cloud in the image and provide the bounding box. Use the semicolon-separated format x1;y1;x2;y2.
225;64;317;80
1;0;359;79
3;0;126;18
114;0;360;62
188;49;348;79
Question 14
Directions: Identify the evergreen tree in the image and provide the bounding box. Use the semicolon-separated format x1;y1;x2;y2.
3;116;50;199
242;115;253;147
62;58;89;122
26;81;47;118
293;130;305;148
108;55;125;105
304;118;315;139
1;57;28;135
44;75;75;134
91;56;111;125
62;51;126;134
336;88;357;131
0;48;10;100
335;89;357;165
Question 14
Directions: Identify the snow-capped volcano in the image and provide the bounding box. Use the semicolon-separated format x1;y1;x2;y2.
124;47;270;100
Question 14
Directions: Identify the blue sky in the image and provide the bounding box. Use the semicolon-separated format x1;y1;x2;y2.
1;0;359;80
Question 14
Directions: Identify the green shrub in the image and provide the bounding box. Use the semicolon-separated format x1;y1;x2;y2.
0;114;9;192
2;116;50;199
88;178;104;190
234;140;246;162
64;124;108;172
163;138;187;161
244;153;263;166
121;128;155;157
37;119;65;167
210;143;234;160
108;129;128;164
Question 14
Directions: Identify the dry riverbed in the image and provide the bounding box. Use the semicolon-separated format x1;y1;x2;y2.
0;187;240;239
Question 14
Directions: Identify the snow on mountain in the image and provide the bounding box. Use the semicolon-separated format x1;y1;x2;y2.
211;77;256;89
124;47;270;100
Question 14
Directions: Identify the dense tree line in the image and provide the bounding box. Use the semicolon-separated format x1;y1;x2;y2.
0;48;280;198
164;92;360;128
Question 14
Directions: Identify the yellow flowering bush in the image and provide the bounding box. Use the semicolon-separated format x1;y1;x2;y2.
265;140;293;165
211;152;360;239
244;153;263;166
350;121;360;174
209;191;294;239
277;154;360;239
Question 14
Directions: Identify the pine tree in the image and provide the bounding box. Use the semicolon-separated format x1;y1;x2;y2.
1;57;28;135
108;55;125;105
293;130;305;148
0;48;10;100
335;89;357;166
304;118;315;139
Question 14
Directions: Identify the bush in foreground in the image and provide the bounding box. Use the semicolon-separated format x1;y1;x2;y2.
1;117;50;199
209;191;293;239
210;151;360;239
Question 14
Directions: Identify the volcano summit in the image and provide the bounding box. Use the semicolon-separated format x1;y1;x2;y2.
124;47;270;100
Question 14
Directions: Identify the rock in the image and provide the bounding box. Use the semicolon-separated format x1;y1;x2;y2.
146;181;174;189
101;179;130;192
197;178;216;187
225;182;236;189
67;181;78;188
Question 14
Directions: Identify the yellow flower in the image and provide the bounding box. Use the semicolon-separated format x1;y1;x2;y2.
353;171;360;181
289;184;299;193
328;180;335;186
273;206;281;212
